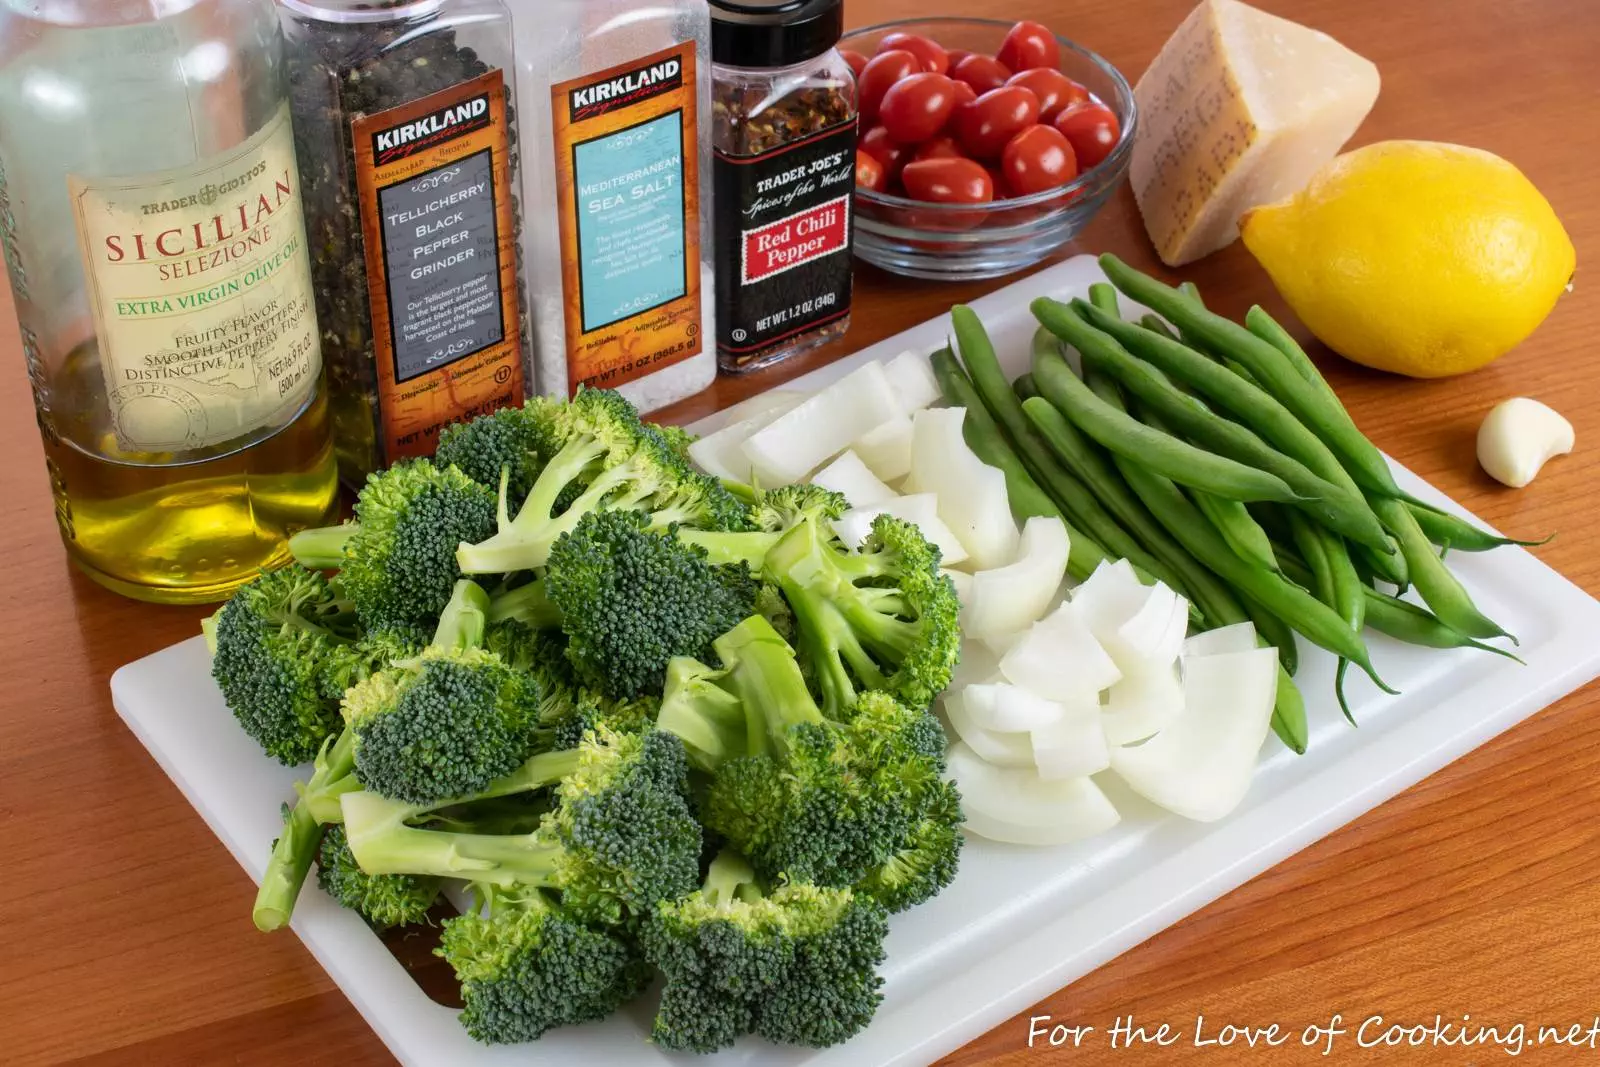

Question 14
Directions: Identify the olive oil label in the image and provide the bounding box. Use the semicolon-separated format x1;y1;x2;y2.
550;42;703;394
68;103;320;453
352;70;525;463
713;121;856;356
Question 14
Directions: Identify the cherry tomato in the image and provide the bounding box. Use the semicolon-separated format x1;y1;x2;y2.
911;135;966;163
951;53;1012;94
948;78;977;112
878;72;959;144
1006;68;1087;123
951;84;1041;159
876;32;949;74
901;157;994;204
855;149;887;193
1053;102;1122;170
840;49;869;79
1000;124;1078;195
997;20;1060;72
857;49;920;123
946;48;973;69
859;125;911;182
985;164;1011;200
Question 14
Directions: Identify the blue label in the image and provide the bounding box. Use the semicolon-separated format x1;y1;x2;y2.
572;111;687;334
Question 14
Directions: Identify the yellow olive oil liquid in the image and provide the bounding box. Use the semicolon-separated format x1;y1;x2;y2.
43;344;340;604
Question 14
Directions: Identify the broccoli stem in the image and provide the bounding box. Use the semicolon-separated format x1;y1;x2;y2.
340;747;583;884
455;435;610;575
288;524;357;569
433;579;491;650
702;848;759;907
711;616;825;759
253;726;357;932
487;580;561;629
676;528;781;569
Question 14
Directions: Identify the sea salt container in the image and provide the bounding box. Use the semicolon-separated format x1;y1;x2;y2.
512;0;717;413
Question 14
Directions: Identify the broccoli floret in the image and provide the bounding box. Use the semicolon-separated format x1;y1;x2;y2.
766;512;961;718
752;883;889;1048
341;725;701;929
551;690;660;751
455;390;747;576
641;849;793;1052
653;422;697;459
212;564;360;765
290;459;498;629
317;623;428;703
439;883;651;1044
854;774;963;913
316;824;440;930
545;509;758;699
658;617;949;889
434;405;545;502
345;581;543;805
677;483;849;569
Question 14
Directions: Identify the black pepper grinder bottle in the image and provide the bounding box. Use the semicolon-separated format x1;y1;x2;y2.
708;0;858;374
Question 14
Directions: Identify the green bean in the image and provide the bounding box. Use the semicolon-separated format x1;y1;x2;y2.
1019;393;1196;597
1116;461;1393;689
1194;490;1278;572
1238;594;1300;677
946;310;1168;583
1404;499;1552;552
1140;314;1179;341
1372;495;1514;642
1353;534;1410;589
1243;306;1341;402
1087;281;1120;316
1061;300;1393;552
1286;512;1365;722
1014;372;1040;401
929;347;1058;522
1178;280;1203;304
1100;254;1403;498
1030;336;1303;503
1278;556;1522;663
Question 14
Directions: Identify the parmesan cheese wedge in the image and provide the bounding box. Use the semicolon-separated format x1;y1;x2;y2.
1130;0;1379;266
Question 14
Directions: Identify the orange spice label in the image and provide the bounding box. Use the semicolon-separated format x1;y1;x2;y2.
550;42;702;394
352;69;524;462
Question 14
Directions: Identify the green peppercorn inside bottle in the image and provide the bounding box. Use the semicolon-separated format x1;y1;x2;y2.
279;0;532;486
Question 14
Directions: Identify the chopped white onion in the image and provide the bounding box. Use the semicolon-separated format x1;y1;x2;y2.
851;415;914;484
943;690;1034;768
963;517;1071;639
1030;695;1110;780
943;568;974;610
908;407;1019;570
946;742;1121;845
810;450;898;509
999;603;1122;701
1182;622;1258;661
687;394;805;483
1100;666;1184;747
743;362;902;485
882;349;943;415
964;682;1066;732
1110;646;1279;822
950;639;1001;691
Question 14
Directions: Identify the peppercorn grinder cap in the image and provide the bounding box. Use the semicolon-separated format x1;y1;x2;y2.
709;0;845;68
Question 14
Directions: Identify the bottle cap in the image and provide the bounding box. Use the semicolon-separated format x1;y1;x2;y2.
709;0;845;68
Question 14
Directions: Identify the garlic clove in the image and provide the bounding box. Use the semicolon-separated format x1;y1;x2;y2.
1476;397;1575;488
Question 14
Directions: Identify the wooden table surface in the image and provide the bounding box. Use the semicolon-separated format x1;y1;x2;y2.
4;0;1596;1064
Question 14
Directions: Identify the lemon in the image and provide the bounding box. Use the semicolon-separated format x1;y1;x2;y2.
1240;141;1575;378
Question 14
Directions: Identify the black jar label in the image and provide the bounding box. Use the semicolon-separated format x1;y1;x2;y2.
714;120;857;357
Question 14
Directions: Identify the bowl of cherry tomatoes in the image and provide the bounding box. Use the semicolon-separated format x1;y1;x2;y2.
843;17;1135;280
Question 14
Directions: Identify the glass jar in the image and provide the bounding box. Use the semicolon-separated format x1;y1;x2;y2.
0;0;339;603
279;0;530;486
512;0;718;415
709;0;857;374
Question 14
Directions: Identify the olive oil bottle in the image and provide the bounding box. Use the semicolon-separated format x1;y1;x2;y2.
0;0;339;603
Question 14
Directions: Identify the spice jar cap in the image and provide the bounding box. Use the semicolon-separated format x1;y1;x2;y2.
709;0;845;68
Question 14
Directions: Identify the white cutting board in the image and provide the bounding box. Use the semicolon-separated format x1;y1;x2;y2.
112;255;1600;1067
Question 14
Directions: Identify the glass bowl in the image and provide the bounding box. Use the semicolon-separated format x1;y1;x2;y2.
844;17;1136;281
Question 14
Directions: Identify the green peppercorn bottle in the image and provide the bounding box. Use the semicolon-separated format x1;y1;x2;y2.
279;0;531;486
709;0;858;373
